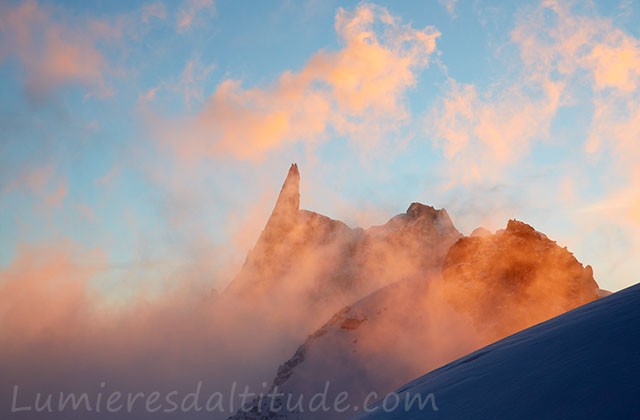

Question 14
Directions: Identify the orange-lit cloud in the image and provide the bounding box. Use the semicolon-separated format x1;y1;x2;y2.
0;0;112;99
177;0;215;33
155;3;440;160
588;36;640;93
3;164;68;210
428;1;640;194
428;77;563;185
519;1;640;237
439;0;459;17
0;242;102;345
511;0;640;156
512;0;640;94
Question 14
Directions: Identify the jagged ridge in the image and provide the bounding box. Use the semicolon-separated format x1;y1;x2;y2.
225;164;461;329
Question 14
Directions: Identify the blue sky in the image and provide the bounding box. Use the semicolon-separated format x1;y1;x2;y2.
1;0;640;300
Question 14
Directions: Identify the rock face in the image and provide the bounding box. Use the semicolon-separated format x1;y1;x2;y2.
225;164;462;331
228;219;603;420
442;219;600;341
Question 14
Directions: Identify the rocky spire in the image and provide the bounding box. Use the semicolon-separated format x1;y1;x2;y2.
268;163;300;222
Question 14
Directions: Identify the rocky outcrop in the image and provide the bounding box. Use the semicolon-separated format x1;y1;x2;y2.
442;219;600;341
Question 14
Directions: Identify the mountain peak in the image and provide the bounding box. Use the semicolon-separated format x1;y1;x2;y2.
504;219;548;240
404;202;457;233
470;227;492;237
270;163;300;220
443;219;599;341
406;202;439;219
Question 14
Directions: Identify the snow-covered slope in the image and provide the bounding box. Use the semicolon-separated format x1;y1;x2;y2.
354;282;640;420
228;220;603;419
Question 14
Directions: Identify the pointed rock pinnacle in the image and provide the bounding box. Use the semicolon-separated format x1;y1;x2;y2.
270;163;300;220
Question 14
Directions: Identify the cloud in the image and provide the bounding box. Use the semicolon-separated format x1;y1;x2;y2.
3;163;67;210
0;239;263;389
177;0;216;33
427;77;563;186
0;0;180;101
0;242;102;344
512;0;640;94
427;1;640;187
439;0;459;17
155;3;440;160
141;57;216;109
517;1;640;232
142;1;167;24
588;35;640;93
43;182;67;208
0;0;113;100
